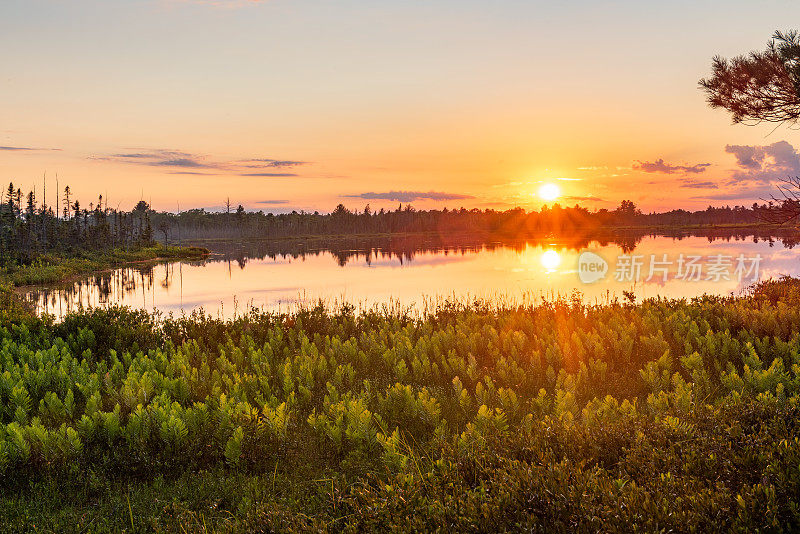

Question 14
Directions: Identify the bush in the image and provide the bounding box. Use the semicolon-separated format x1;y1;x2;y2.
2;280;800;531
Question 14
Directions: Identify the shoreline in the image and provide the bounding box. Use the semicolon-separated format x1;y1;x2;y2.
2;245;210;290
176;222;800;243
9;223;800;292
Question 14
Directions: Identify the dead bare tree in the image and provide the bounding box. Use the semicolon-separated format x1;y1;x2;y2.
754;176;800;225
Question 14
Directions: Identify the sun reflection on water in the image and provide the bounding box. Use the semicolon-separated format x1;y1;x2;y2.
540;250;561;271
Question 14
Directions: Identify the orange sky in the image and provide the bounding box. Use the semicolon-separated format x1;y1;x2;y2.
2;0;800;213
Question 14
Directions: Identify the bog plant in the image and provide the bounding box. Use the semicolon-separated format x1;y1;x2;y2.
2;279;800;530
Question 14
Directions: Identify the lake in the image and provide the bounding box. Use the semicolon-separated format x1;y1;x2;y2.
21;230;800;319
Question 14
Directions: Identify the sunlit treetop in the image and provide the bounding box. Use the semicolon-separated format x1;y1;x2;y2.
700;30;800;125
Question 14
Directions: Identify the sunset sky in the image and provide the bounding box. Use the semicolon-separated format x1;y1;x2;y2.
3;0;800;213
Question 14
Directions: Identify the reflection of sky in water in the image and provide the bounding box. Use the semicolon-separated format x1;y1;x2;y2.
23;235;800;320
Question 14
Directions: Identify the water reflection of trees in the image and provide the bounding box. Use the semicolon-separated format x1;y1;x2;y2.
195;228;800;266
203;231;641;267
29;264;160;318
23;228;800;317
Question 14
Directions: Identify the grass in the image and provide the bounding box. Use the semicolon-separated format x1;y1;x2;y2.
0;244;209;287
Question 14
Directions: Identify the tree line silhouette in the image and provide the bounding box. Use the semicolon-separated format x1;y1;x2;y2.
0;182;155;265
0;178;782;267
149;199;768;243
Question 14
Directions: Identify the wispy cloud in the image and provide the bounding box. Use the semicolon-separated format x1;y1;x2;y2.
633;158;711;174
255;199;290;205
345;191;475;203
679;180;718;189
691;181;776;202
0;145;60;151
109;153;158;159
576;166;607;171
154;158;208;168
239;159;307;168
90;148;309;176
240;172;298;177
562;195;606;202
92;149;209;167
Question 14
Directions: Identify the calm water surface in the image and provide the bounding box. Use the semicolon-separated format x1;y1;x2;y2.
22;232;800;319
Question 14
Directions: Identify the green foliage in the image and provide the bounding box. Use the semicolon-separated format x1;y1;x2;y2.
0;179;209;276
3;244;208;287
2;280;800;530
224;426;244;467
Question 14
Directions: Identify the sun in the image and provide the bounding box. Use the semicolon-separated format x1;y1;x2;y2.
540;249;561;271
538;183;561;201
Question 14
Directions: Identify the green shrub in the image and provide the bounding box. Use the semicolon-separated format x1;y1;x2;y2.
1;279;800;530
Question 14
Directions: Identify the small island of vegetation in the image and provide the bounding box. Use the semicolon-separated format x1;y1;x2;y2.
0;187;208;289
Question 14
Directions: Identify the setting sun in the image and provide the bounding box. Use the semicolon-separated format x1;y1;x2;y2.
540;249;561;271
538;183;561;202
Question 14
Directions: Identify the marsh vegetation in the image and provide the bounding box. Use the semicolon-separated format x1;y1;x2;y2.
2;277;800;531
